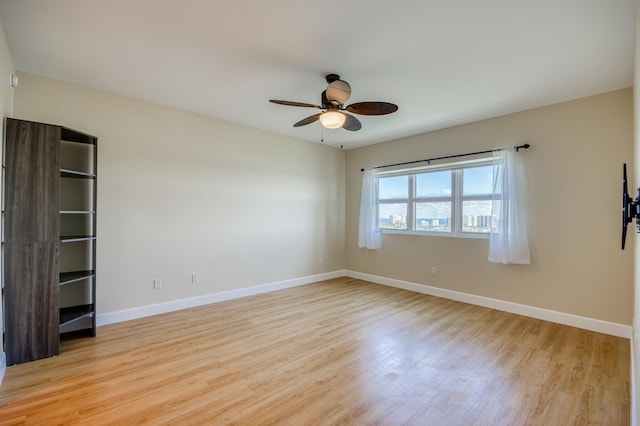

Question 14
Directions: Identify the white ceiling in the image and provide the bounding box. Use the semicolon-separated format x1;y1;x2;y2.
0;0;634;149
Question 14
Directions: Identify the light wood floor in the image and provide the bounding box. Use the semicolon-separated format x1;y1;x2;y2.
0;278;630;425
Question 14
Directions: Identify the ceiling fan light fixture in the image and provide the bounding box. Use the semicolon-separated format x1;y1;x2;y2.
320;111;345;129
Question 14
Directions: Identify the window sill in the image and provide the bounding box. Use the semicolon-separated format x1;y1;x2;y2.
380;230;490;239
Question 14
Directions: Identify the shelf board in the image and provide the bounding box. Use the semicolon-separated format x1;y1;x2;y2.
60;270;95;286
61;127;97;145
60;210;95;215
61;169;96;179
59;304;94;327
60;235;96;243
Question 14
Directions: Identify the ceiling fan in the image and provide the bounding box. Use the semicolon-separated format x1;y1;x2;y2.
269;74;398;131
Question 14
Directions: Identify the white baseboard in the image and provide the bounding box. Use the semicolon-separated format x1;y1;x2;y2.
346;270;632;339
632;317;639;426
97;270;346;327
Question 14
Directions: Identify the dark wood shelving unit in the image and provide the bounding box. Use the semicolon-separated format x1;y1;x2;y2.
3;118;97;365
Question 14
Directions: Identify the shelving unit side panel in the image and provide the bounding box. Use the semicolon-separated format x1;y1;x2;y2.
4;241;60;365
4;119;60;243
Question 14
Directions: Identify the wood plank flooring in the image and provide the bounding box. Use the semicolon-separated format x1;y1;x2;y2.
0;277;630;425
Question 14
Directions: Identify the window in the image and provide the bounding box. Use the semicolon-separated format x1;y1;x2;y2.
377;159;494;237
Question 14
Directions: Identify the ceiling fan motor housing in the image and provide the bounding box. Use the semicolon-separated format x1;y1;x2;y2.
326;80;351;105
325;73;341;83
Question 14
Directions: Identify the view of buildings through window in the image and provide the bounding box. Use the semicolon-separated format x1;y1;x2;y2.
377;162;496;235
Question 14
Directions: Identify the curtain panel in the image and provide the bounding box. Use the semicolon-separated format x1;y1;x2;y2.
489;149;530;264
358;168;382;249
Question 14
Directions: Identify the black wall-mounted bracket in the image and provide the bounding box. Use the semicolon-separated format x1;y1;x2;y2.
621;163;640;249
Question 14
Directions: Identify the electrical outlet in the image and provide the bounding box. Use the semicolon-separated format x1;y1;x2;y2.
192;273;199;284
431;267;437;276
153;278;162;289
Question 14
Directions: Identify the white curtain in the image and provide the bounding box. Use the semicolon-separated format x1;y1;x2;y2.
358;168;382;249
489;149;530;264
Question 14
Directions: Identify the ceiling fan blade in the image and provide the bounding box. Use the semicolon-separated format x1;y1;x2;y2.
342;113;362;131
270;99;322;109
293;113;322;127
345;101;398;115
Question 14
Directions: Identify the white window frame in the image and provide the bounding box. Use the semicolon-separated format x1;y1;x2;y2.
376;157;494;239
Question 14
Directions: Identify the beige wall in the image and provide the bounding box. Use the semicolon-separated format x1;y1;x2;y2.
346;89;634;325
0;16;14;375
0;19;13;116
13;72;346;313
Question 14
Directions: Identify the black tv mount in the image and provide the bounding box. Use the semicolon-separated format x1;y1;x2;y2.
622;163;640;249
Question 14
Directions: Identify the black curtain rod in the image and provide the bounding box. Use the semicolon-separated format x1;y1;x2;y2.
360;143;530;172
